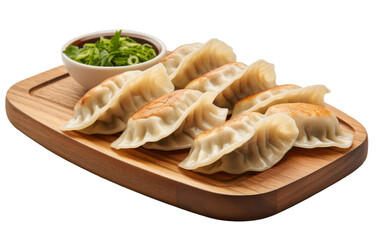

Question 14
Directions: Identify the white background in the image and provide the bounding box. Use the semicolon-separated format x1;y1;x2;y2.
1;0;381;239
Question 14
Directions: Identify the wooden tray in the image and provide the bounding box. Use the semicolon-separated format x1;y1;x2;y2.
6;66;368;221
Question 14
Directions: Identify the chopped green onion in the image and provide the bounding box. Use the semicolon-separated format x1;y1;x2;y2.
127;55;139;65
63;30;157;67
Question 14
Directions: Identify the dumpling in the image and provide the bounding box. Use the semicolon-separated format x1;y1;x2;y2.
178;112;299;174
265;103;353;148
61;63;174;134
185;62;248;111
185;62;248;92
111;89;228;150
162;38;236;89
185;60;277;113
231;84;330;117
160;42;204;76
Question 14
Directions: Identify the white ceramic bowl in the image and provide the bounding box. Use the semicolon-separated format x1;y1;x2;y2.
61;29;166;90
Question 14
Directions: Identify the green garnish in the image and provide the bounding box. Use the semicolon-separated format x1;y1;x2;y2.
63;30;157;67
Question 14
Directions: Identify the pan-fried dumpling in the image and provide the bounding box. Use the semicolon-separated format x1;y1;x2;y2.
178;112;299;174
231;84;330;117
265;103;353;148
111;89;228;150
185;62;248;92
61;63;174;134
185;60;277;113
163;38;236;89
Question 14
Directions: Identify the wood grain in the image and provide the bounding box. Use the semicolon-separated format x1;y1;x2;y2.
5;66;368;220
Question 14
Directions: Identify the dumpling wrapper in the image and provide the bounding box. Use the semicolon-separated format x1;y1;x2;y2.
111;89;228;150
265;103;353;149
185;60;277;113
231;84;330;117
162;38;236;89
178;112;299;174
61;63;174;134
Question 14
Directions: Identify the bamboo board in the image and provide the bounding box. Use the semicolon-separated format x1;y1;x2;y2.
5;66;368;220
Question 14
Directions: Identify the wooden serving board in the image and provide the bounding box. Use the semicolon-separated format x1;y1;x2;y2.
6;66;368;221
